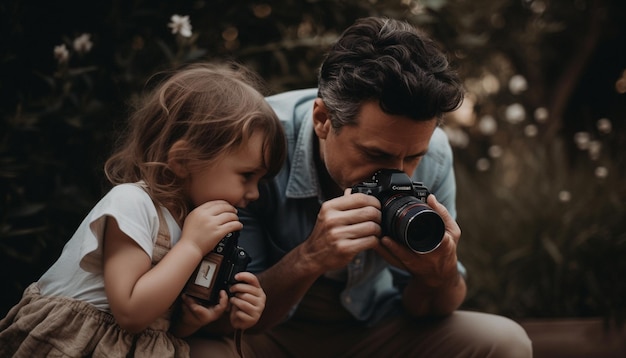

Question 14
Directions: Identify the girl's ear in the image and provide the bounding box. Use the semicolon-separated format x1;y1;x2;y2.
168;140;189;178
313;98;332;140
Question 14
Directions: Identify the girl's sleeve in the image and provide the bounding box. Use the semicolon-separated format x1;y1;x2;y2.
79;184;159;273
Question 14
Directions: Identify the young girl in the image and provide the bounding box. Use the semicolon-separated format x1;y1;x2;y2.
0;62;286;357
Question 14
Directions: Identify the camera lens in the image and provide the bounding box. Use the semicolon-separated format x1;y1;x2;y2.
383;195;445;253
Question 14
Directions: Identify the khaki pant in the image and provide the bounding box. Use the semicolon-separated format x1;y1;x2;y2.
188;278;532;358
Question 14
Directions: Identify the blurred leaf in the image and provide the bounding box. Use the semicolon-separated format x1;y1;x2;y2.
67;66;98;77
6;203;46;218
422;0;448;11
541;236;563;265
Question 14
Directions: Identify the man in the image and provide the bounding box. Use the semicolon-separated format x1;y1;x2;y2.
189;17;532;357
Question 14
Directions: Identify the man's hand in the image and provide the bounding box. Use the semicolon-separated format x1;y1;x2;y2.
375;193;460;286
374;194;465;316
300;189;382;275
253;189;383;329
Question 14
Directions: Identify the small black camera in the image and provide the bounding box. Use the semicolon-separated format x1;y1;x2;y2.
351;169;445;253
183;231;251;306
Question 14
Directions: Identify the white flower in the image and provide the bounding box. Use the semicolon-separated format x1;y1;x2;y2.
588;140;602;160
616;76;626;94
252;4;272;18
449;96;476;127
443;127;469;148
594;166;608;178
53;44;69;64
597;118;612;134
524;124;538;137
476;158;490;171
73;33;93;54
574;132;591;150
534;107;549;123
478;115;498;135
558;190;571;203
168;14;192;38
488;145;503;158
509;75;528;95
505;103;526;124
530;0;547;14
481;74;500;95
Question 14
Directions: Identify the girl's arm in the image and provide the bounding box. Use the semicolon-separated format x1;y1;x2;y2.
103;217;204;333
104;201;243;334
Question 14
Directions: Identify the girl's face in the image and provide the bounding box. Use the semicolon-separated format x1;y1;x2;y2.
185;132;268;209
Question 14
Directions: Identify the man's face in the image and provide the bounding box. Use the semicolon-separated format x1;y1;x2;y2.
313;99;438;191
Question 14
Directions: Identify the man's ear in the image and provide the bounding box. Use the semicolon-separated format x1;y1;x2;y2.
313;98;332;140
168;140;189;178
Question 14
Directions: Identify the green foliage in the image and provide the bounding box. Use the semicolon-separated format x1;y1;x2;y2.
0;0;410;318
455;135;626;325
1;0;625;325
434;0;626;325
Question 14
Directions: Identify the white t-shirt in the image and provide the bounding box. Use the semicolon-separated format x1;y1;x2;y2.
38;183;181;312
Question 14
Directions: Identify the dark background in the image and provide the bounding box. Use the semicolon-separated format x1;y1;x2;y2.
2;0;625;324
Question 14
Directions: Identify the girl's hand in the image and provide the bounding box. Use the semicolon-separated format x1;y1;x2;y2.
172;291;229;337
228;272;266;330
181;200;244;255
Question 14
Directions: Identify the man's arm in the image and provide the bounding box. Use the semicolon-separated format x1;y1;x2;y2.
398;126;465;316
251;192;382;330
375;194;466;317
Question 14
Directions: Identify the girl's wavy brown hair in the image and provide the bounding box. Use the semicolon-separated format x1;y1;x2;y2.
104;62;286;222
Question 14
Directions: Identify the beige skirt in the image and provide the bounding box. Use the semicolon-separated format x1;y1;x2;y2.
0;283;189;358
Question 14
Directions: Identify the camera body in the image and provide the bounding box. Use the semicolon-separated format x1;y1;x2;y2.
351;169;445;253
183;231;251;306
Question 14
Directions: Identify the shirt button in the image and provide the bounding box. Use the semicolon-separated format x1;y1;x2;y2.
345;296;352;304
354;258;361;265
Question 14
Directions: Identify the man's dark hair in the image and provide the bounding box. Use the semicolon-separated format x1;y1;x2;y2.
318;17;464;129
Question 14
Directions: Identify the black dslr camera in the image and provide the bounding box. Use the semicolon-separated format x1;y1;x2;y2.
351;169;445;253
183;231;251;305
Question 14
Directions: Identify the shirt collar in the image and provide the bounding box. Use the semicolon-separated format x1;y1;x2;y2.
285;104;321;199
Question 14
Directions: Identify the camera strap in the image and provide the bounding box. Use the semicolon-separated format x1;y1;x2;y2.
235;328;245;357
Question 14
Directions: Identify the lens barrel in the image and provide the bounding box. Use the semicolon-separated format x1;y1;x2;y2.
383;195;445;253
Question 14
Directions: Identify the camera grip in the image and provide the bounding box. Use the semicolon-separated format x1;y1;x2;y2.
182;232;251;305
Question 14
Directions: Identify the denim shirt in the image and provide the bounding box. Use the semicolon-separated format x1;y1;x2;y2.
238;88;463;324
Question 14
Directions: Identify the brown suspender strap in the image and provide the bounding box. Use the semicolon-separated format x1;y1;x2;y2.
235;329;245;358
152;203;175;327
152;206;171;264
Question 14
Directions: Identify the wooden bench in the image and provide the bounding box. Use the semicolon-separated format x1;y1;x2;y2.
520;318;626;358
